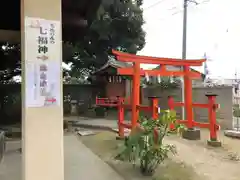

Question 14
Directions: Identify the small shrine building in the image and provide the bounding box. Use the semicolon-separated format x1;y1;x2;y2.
89;57;133;100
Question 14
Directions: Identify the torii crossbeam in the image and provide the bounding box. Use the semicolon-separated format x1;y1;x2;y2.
112;50;206;129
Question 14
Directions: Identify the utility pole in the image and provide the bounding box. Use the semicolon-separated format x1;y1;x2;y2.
181;0;188;120
182;0;188;60
181;0;198;120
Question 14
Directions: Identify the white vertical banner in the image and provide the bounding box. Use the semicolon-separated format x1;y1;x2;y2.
24;17;61;107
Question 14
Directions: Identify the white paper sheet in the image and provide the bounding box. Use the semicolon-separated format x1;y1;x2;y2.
25;17;61;107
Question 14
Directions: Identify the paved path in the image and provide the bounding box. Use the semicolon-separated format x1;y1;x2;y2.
64;134;124;180
0;134;124;180
65;116;131;131
0;141;21;180
65;117;119;129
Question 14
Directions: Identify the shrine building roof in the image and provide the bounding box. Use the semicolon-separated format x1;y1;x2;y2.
154;65;206;80
92;56;132;75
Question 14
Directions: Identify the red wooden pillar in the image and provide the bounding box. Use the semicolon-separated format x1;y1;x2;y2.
168;96;174;110
168;96;175;130
148;96;159;120
206;94;218;141
117;96;125;138
184;66;194;129
206;94;221;146
131;62;141;128
149;96;159;143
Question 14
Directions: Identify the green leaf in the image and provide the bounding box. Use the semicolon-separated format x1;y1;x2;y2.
117;112;178;173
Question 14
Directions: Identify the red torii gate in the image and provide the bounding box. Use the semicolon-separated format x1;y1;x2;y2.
112;50;205;131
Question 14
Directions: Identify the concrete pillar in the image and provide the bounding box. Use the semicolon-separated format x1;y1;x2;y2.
21;0;63;180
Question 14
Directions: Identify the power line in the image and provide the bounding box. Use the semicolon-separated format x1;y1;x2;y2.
144;0;210;12
143;8;183;32
143;0;168;11
146;0;211;23
175;0;211;14
143;0;212;40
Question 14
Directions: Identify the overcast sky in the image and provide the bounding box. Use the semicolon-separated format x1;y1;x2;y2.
139;0;240;79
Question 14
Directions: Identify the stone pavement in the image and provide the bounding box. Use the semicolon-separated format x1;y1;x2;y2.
64;134;124;180
0;134;124;180
224;130;240;138
0;141;21;180
65;116;130;130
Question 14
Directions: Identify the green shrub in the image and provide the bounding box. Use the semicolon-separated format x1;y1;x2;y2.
94;107;106;117
233;104;240;117
116;110;177;176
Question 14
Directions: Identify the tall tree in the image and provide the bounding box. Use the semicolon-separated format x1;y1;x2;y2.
67;0;145;77
0;0;145;81
0;43;21;83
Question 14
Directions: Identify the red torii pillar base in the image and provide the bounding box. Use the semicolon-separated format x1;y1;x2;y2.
116;136;125;140
182;128;201;140
181;65;201;141
207;139;222;147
